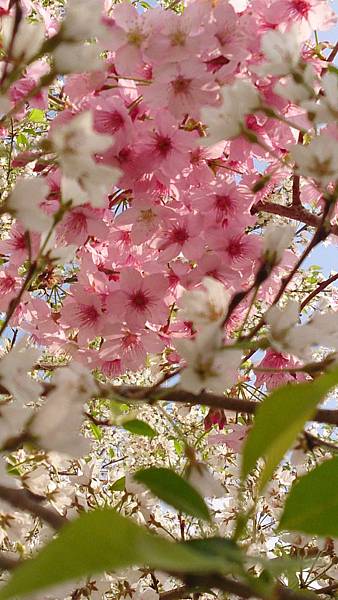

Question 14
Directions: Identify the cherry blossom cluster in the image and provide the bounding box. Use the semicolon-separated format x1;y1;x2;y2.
0;0;337;598
0;0;337;382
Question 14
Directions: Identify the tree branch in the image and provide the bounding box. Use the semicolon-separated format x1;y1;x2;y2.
314;582;338;596
0;485;67;530
160;586;192;600
304;431;338;452
301;273;338;310
0;554;19;571
327;41;338;63
250;201;338;237
160;574;317;600
99;385;338;427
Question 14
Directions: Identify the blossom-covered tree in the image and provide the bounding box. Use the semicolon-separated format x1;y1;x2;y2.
0;0;337;598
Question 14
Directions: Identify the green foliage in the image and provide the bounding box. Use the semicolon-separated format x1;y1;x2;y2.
134;467;210;521
110;475;126;492
279;456;338;537
28;109;46;123
242;368;338;491
122;418;157;438
89;422;103;441
0;509;227;600
184;537;243;569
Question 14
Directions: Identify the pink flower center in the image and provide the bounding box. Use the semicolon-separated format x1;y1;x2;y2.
170;29;187;46
107;110;124;131
154;133;173;157
121;331;142;356
12;232;27;251
214;194;232;213
76;304;100;327
290;0;310;17
227;237;243;258
171;75;192;95
170;225;189;245
118;146;133;165
130;289;149;311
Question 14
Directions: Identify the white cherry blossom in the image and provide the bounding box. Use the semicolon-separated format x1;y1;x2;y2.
290;134;338;185
175;324;242;394
257;26;302;77
1;16;45;63
302;71;338;123
53;43;102;74
201;80;260;143
0;340;42;406
7;178;52;233
61;0;106;42
50;112;121;206
178;277;231;328
30;364;96;457
262;224;296;266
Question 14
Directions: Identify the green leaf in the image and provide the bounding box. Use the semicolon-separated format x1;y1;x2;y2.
89;422;103;441
0;509;223;600
123;419;157;438
28;109;46;123
110;475;126;492
279;456;338;537
16;133;28;148
184;537;243;567
134;467;210;521
174;439;184;455
242;368;338;491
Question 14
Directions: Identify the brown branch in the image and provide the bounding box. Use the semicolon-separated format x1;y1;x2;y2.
301;273;338;310
160;586;192;600
0;554;19;571
0;485;67;530
304;431;338;452
314;582;338;596
327;41;338;63
160;574;316;600
250;201;338;237
100;385;338;427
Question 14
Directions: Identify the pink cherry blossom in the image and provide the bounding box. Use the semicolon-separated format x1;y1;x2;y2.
106;2;154;76
155;213;205;262
99;324;164;370
255;349;307;390
208;226;261;275
57;206;109;246
0;224;40;266
61;286;107;345
142;60;219;119
107;268;169;328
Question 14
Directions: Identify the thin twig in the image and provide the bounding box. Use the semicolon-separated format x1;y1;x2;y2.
301;273;338;310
